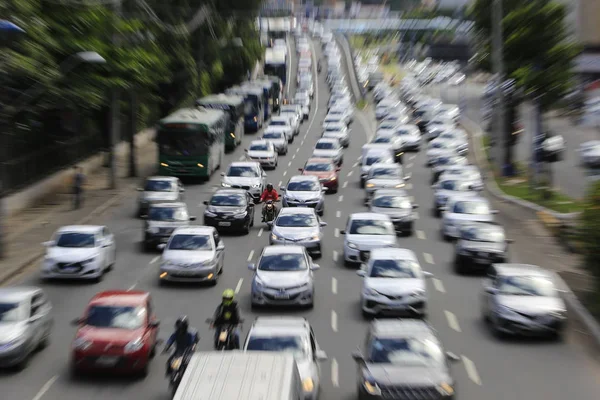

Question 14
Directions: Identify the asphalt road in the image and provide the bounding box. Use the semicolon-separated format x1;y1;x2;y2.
2;40;600;400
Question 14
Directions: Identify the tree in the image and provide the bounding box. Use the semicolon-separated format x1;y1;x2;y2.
470;0;580;171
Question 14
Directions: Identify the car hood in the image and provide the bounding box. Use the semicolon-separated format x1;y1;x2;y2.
162;250;215;264
346;234;396;248
364;364;451;386
498;295;565;315
365;278;424;295
142;191;178;201
285;191;322;201
76;326;144;345
0;322;28;344
256;270;311;288
272;226;319;240
313;149;340;157
47;247;99;262
247;151;274;158
445;213;494;224
369;206;412;218
222;176;261;187
366;178;405;188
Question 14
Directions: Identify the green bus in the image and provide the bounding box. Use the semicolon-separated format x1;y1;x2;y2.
157;107;227;179
196;94;245;151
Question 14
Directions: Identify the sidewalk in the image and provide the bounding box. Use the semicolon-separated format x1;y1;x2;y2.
0;131;157;284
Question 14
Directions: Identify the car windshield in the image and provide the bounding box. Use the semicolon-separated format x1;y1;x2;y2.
246;336;306;358
497;275;557;297
368;337;444;366
370;259;419;278
144;180;173;192
227;166;259;177
349;219;394;235
305;163;333;172
85;305;146;329
56;233;95;248
249;143;269;151
371;168;399;178
287;180;320;191
270;120;287;126
277;214;318;227
263;132;283;139
463;226;505;242
148;207;188;221
210;194;245;207
316;141;336;150
0;302;24;322
453;201;490;215
168;234;212;250
258;253;307;271
372;196;411;209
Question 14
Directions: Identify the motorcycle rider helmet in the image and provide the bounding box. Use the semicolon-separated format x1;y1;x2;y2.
175;315;189;331
266;183;273;191
222;289;235;306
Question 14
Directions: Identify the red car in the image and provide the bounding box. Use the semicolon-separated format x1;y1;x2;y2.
70;290;160;376
299;158;340;193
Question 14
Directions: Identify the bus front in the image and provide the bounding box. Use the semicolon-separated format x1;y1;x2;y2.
157;122;212;178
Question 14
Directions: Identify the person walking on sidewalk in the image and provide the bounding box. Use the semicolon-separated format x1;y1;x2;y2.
72;166;85;210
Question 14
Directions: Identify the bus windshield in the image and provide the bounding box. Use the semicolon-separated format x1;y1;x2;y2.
158;129;211;156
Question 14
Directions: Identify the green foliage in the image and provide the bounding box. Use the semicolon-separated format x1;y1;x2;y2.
579;181;600;292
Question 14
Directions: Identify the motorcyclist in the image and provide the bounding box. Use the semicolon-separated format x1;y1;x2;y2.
163;316;198;376
259;183;279;222
210;289;242;349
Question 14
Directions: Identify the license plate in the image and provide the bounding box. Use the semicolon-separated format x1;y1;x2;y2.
274;293;290;299
218;222;231;227
96;356;118;366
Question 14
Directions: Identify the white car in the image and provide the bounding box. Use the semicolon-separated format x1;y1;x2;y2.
322;123;350;147
268;116;294;143
158;226;224;284
441;196;498;240
360;147;396;187
395;124;422;151
40;225;116;281
245;140;278;169
426;139;458;166
357;248;433;317
312;138;343;166
341;213;398;265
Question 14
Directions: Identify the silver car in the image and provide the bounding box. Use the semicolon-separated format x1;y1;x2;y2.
312;138;343;166
364;164;409;203
341;213;398;265
432;178;478;217
245;140;278;169
221;161;267;201
136;176;184;217
158;226;224;285
244;317;327;400
262;129;289;155
357;248;433;318
269;207;327;257
281;175;326;216
481;264;567;339
249;245;320;308
368;189;419;236
0;287;53;368
322;123;350;148
441;195;497;240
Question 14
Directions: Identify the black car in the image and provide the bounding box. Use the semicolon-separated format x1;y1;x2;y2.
143;202;195;251
453;222;513;274
203;189;255;234
430;155;468;184
352;319;459;400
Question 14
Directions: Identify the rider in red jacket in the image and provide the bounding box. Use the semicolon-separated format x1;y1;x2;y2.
260;183;279;221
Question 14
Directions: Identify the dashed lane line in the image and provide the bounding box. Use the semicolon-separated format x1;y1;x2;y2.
462;355;482;385
445;310;462;332
424;253;434;264
433;278;446;293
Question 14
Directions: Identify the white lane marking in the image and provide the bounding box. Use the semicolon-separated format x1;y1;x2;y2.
409;155;416;161
462;356;482;385
283;170;287;176
331;359;339;387
343;181;348;188
150;256;159;264
257;228;264;237
445;310;462;332
32;375;59;400
247;250;254;262
336;210;341;218
331;277;337;294
278;180;282;187
407;162;414;168
406;183;413;190
288;161;292;167
235;278;244;294
416;230;426;240
333;250;338;262
424;253;434;264
414;211;419;220
334;228;340;237
331;310;338;332
433;278;446;293
338;195;344;202
347;170;353;177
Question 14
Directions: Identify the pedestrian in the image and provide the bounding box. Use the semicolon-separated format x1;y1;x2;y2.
72;166;85;210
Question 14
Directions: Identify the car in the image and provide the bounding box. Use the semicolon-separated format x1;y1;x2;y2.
143;203;195;251
281;175;327;216
312;138;343;166
40;225;116;282
299;158;340;193
368;189;419;236
394;124;422;151
441;196;497;240
136;176;184;217
430;155;469;184
220;161;267;202
454;222;511;274
157;226;224;285
0;287;53;369
364;164;409;203
279;106;302;133
432;178;478;217
341;213;398;266
245;140;278;169
352;319;459;400
248;245;320;308
269;207;327;257
322;123;350;148
203;189;256;234
425;140;457;166
481;264;567;339
357;248;433;318
262;129;289;155
70;290;160;376
243;317;327;399
371;134;404;163
359;147;396;187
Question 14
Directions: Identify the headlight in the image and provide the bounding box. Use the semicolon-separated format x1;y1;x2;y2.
347;242;358;249
221;182;232;187
437;383;455;396
72;337;92;351
302;377;314;392
366;183;375;188
363;379;381;395
146;226;158;234
233;212;247;219
124;339;144;353
205;211;217;217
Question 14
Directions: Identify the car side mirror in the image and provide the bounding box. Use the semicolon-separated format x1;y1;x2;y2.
137;188;144;192
320;222;328;227
248;263;256;271
149;320;160;328
412;204;419;209
484;286;497;294
311;264;321;270
356;269;366;277
446;352;461;362
157;244;166;251
505;238;514;244
41;241;54;247
189;216;197;221
352;351;365;363
203;201;209;205
71;317;83;326
316;350;328;361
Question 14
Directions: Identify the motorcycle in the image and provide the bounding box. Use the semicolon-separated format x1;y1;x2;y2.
166;338;198;398
263;199;279;229
206;318;244;351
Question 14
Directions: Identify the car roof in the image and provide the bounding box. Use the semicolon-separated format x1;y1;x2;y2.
371;319;436;339
172;226;215;235
370;248;418;262
89;290;150;306
289;174;319;183
372;188;409;197
349;212;391;221
56;225;103;234
0;286;42;302
149;202;187;208
146;176;178;182
493;263;551;278
229;161;260;168
278;207;316;216
261;245;305;255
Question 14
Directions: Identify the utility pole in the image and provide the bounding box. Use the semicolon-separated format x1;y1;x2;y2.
491;0;505;172
108;0;122;189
